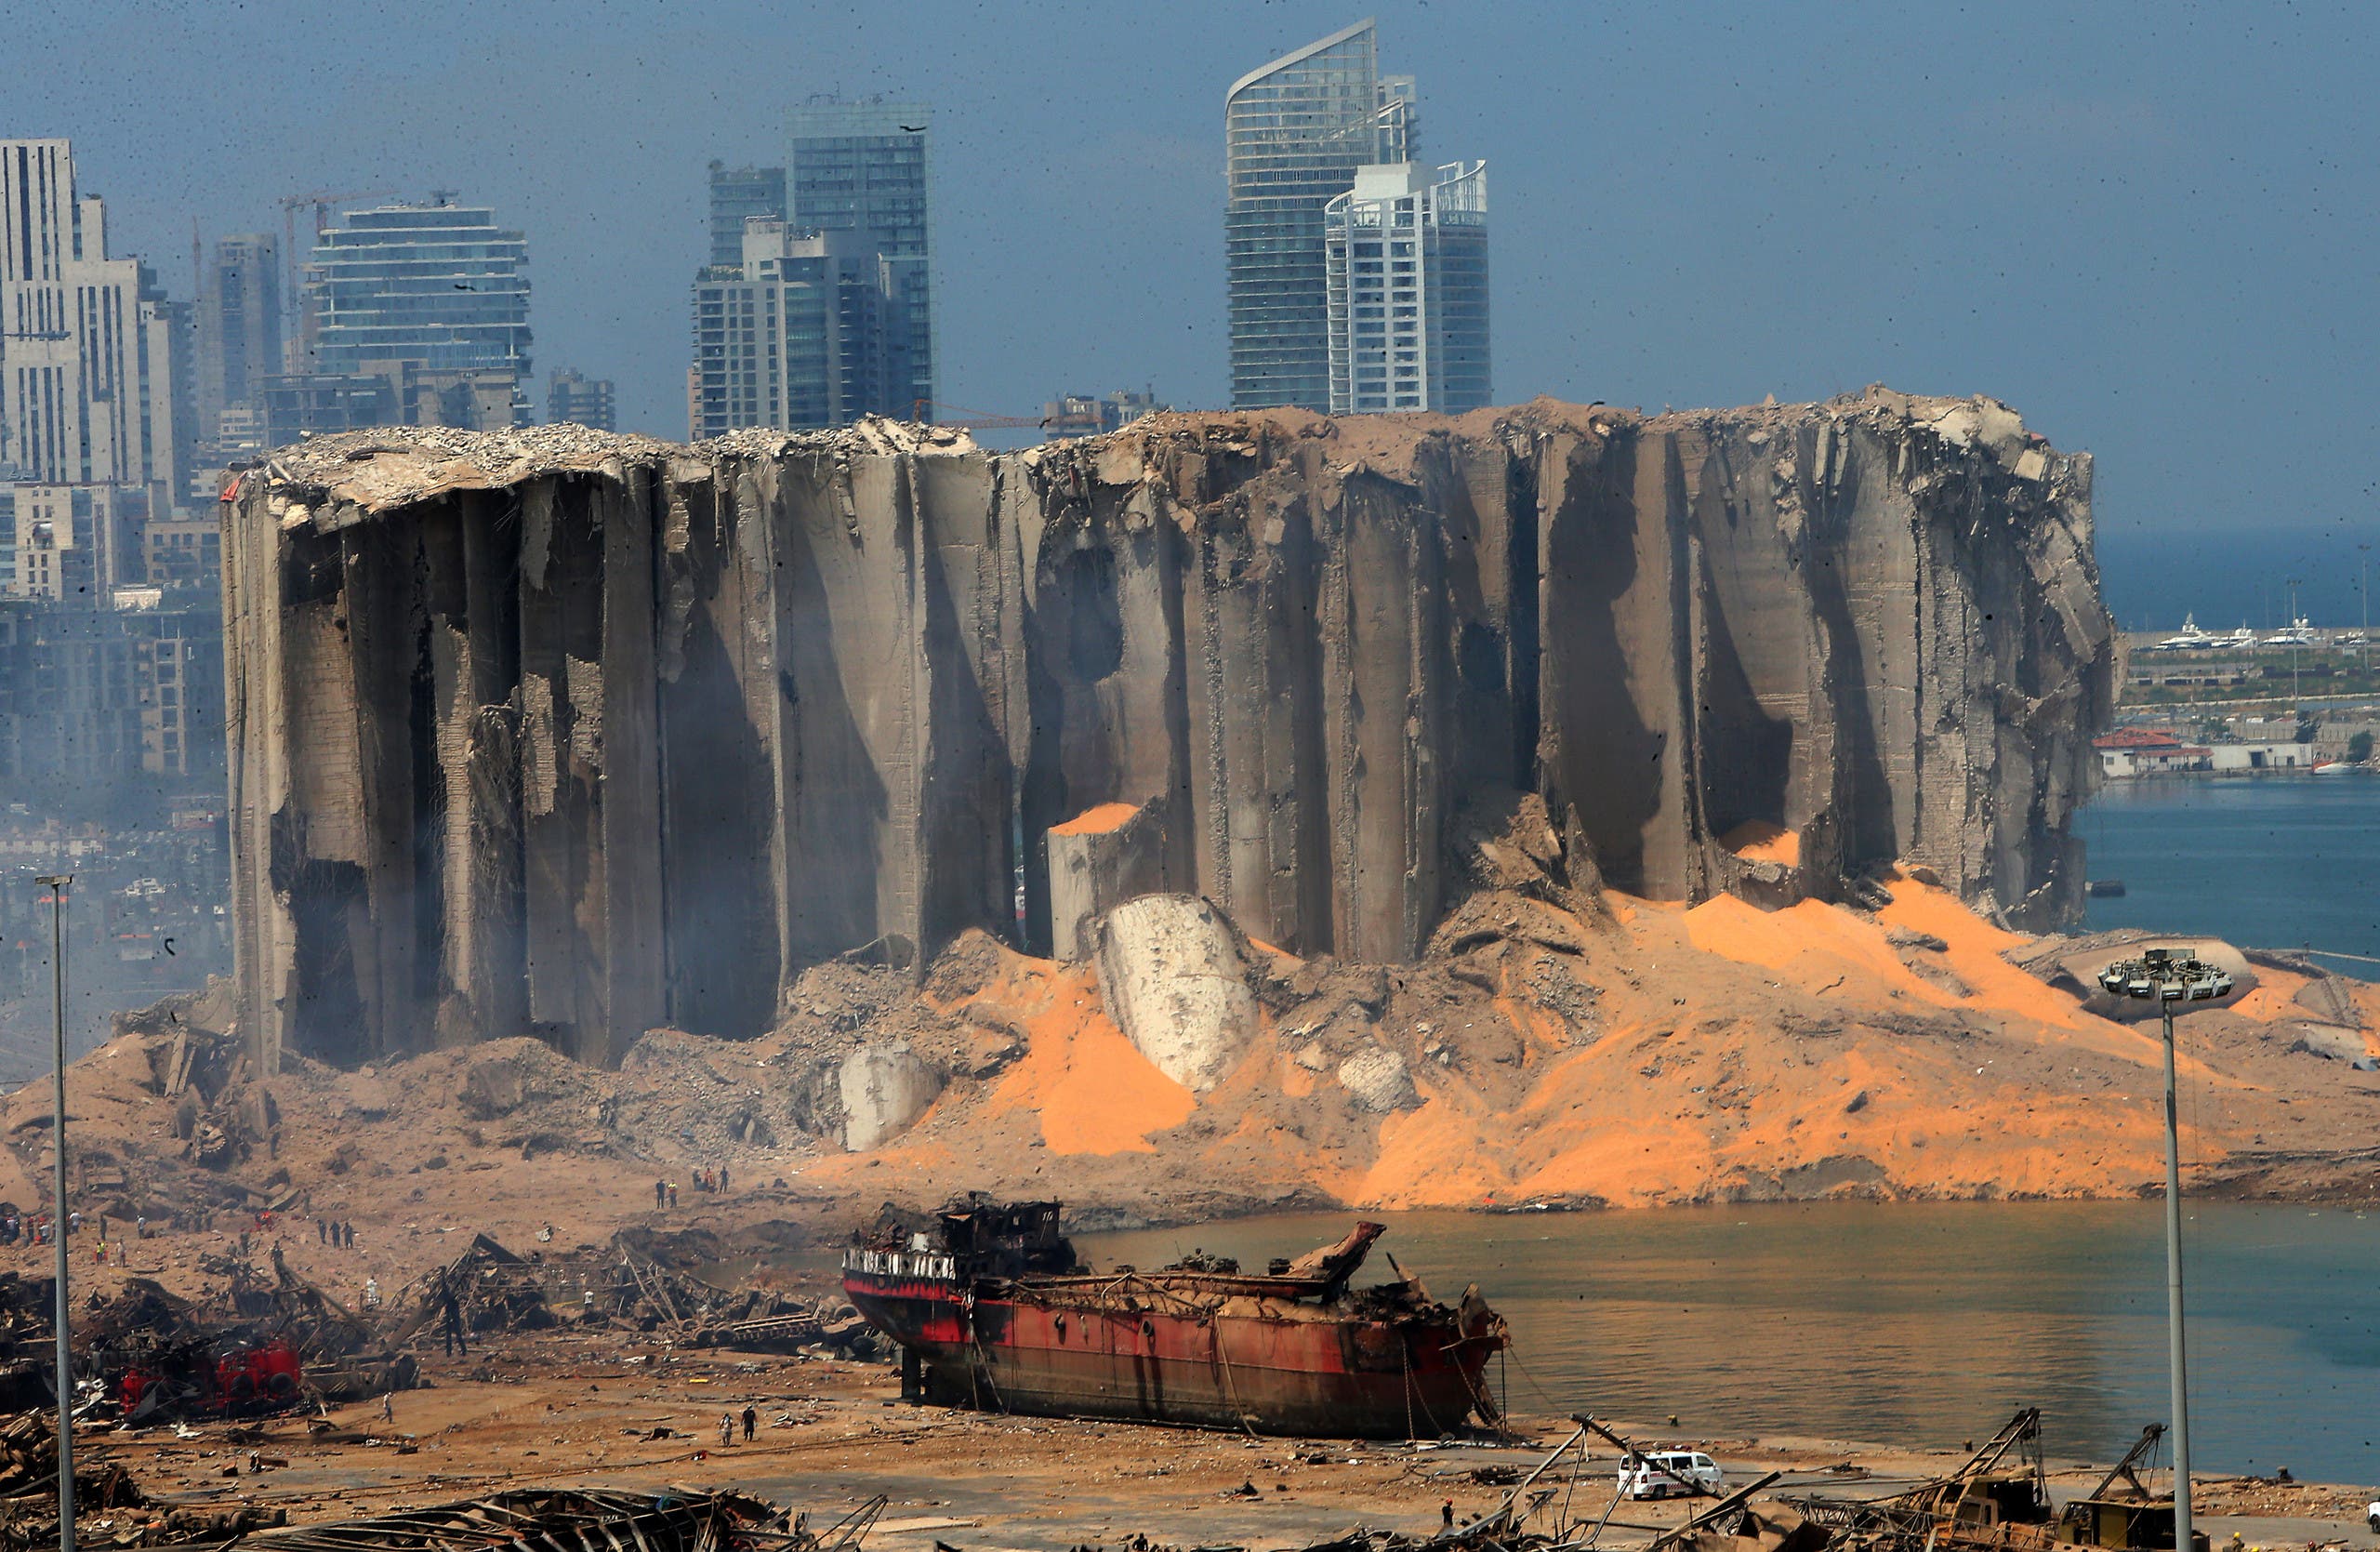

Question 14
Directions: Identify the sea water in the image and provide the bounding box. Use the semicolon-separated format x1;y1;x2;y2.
1084;1201;2380;1481
2081;774;2380;979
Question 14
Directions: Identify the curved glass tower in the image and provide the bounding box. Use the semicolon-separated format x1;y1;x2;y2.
1225;19;1413;412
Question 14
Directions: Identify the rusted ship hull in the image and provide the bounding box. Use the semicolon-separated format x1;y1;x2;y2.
843;1252;1503;1438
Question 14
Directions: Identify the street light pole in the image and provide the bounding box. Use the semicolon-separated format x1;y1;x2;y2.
33;874;74;1552
2099;947;2229;1552
2158;996;2190;1552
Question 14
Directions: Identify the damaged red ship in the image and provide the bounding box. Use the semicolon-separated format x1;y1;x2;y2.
841;1200;1508;1438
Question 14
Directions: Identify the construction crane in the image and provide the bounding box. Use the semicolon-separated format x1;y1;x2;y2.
278;189;395;365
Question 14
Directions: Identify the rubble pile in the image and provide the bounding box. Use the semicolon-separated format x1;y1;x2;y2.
374;1228;879;1360
0;1413;147;1546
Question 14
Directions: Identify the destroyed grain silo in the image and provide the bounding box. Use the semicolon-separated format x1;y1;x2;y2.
219;392;2114;1069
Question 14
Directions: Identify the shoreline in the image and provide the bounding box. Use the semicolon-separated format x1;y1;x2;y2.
61;1333;2380;1551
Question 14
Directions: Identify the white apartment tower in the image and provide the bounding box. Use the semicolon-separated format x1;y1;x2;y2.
1323;160;1491;415
0;140;181;488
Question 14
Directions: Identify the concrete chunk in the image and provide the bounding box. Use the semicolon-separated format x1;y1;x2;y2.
1092;895;1259;1094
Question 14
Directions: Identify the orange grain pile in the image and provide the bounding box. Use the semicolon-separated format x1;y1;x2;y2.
1049;802;1140;837
1721;819;1802;867
950;950;1195;1155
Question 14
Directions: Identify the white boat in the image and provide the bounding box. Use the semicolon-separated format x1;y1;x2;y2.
2312;759;2356;776
2265;617;2316;647
2153;614;2211;651
2223;623;2259;649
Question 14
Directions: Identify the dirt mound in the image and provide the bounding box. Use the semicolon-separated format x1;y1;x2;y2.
20;873;2380;1311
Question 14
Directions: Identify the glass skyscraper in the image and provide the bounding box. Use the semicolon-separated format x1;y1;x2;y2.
787;98;933;414
302;201;531;424
1224;20;1414;412
707;162;787;269
691;221;901;438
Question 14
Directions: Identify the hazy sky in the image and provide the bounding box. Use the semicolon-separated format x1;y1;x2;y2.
26;0;2378;543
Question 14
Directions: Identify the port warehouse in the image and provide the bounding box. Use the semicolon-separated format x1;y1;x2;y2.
2093;727;2326;777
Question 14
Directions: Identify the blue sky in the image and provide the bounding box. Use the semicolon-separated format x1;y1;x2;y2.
24;0;2378;545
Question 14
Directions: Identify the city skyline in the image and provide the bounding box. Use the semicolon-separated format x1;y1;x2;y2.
20;0;2380;544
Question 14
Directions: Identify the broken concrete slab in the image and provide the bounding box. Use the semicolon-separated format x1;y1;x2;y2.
837;1043;944;1152
1092;894;1261;1094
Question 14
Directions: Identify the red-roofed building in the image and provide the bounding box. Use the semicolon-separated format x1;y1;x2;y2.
2095;728;2211;776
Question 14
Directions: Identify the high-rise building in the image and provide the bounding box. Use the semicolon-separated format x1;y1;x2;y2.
0;593;223;789
787;98;933;413
301;199;531;429
690;219;901;438
193;232;282;454
548;369;616;431
1324;161;1490;414
257;374;399;447
4;482;165;602
0;139;184;488
1224;21;1415;412
707;162;787;268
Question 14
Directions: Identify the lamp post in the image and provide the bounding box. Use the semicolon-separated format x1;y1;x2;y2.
33;874;74;1552
2097;947;2232;1552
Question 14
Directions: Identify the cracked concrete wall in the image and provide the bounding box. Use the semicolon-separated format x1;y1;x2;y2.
223;390;2111;1068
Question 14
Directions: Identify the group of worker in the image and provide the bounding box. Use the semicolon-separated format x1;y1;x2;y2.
717;1407;759;1446
3;1209;153;1261
653;1165;734;1212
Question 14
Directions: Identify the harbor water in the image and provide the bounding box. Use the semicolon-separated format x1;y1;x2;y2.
1082;1201;2380;1481
2081;773;2380;978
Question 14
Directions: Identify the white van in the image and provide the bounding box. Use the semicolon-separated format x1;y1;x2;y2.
1618;1451;1725;1500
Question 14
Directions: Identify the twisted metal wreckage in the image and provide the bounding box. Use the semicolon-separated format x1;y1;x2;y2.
841;1203;1510;1439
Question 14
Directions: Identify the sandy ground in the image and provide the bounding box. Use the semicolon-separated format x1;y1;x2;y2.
0;870;2373;1319
60;1333;2379;1552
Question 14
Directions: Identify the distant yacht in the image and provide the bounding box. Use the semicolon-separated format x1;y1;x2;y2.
2154;614;2211;650
2265;617;2316;647
2223;623;2259;648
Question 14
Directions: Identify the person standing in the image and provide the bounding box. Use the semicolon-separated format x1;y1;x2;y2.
719;1412;734;1448
654;1179;667;1211
439;1275;469;1357
741;1405;757;1441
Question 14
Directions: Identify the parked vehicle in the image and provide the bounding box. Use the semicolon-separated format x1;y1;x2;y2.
1618;1450;1725;1500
